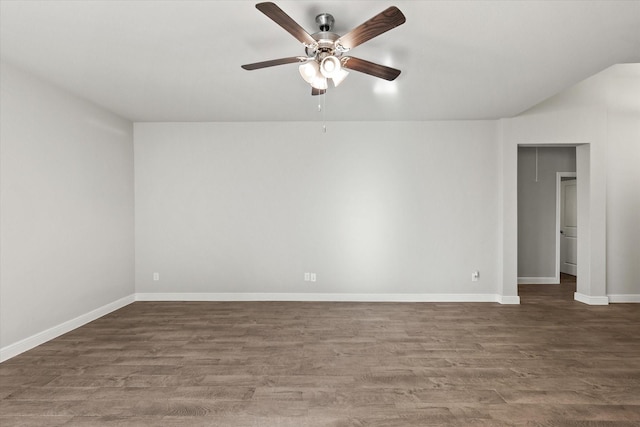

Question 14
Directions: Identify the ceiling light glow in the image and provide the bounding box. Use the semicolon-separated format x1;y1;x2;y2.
320;56;341;78
299;61;320;84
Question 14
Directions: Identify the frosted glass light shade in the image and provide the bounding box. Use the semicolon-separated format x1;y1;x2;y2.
320;56;341;78
299;61;320;84
300;58;343;90
331;69;349;87
311;76;328;90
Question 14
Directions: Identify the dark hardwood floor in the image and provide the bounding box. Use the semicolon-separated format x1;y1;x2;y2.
2;282;639;426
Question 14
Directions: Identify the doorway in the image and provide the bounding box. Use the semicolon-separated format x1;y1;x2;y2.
517;147;576;286
508;143;604;304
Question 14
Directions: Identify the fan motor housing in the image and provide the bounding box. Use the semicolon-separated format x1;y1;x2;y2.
306;31;342;59
305;13;343;60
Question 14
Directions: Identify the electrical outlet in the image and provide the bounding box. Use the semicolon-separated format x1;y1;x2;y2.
304;272;310;281
471;271;479;282
153;272;160;281
310;273;317;282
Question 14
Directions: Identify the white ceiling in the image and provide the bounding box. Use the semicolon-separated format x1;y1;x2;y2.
1;0;639;122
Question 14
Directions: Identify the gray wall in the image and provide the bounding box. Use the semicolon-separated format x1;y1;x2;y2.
517;147;576;279
0;62;135;349
606;71;640;296
135;121;501;297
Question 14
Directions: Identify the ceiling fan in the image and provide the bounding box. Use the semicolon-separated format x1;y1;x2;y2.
241;2;406;95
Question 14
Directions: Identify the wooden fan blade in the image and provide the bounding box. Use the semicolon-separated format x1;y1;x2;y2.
256;2;316;46
341;57;401;81
337;6;405;50
241;56;308;70
311;87;326;96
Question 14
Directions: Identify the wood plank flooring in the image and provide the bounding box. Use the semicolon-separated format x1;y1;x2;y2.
2;282;639;426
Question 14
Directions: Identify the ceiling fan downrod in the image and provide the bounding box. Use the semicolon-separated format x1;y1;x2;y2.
315;13;334;32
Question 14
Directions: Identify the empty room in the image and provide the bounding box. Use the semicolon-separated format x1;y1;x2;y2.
1;1;639;425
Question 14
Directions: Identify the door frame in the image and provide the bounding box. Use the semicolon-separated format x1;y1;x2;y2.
555;172;577;281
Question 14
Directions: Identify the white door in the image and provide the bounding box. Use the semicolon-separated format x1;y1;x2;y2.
560;179;577;275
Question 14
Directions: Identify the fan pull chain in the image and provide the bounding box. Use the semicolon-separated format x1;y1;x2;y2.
321;91;327;133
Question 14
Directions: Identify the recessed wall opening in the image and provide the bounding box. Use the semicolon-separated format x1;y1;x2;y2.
517;145;581;300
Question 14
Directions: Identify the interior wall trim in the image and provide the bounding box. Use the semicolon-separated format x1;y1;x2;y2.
497;295;521;304
135;292;511;303
574;292;609;305
0;294;135;363
0;291;524;362
607;294;640;303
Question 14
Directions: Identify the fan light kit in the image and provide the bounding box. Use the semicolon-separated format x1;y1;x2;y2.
241;2;406;95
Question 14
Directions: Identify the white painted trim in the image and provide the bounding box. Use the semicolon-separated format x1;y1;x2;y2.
0;294;135;362
556;171;577;280
497;295;521;305
135;292;509;303
1;291;528;363
518;277;558;284
608;294;640;303
574;292;609;305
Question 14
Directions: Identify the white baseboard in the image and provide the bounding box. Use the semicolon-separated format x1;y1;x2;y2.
518;276;558;284
1;291;521;363
608;294;640;303
0;294;135;363
497;295;521;304
135;292;513;304
574;292;609;305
